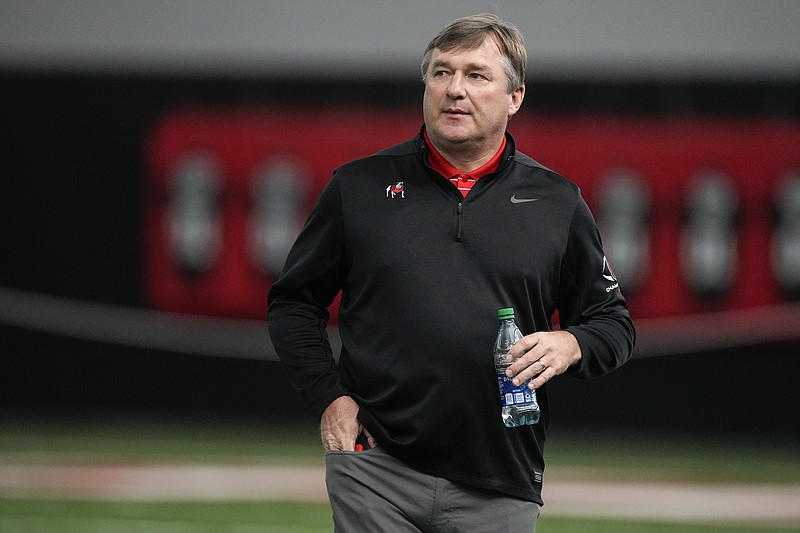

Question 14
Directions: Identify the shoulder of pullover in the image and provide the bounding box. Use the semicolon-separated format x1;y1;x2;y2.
512;149;583;200
334;138;419;175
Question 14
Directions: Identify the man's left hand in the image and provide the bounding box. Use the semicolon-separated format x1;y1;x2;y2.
505;330;581;390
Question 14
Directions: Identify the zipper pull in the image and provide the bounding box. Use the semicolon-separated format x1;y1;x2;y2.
456;202;464;241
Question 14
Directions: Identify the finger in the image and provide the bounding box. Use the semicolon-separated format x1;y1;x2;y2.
321;425;355;451
325;428;361;452
507;334;539;359
505;349;531;375
506;350;543;380
509;361;552;391
528;365;555;390
321;426;347;451
347;424;364;451
363;428;377;449
510;358;546;387
321;433;343;452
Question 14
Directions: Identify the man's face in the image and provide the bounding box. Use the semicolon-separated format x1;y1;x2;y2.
423;36;524;156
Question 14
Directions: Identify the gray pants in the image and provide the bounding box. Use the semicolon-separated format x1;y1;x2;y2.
325;446;540;532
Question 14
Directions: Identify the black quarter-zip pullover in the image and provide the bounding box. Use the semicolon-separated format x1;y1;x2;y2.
268;129;635;504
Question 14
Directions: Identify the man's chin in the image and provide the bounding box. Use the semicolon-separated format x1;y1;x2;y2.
436;131;473;146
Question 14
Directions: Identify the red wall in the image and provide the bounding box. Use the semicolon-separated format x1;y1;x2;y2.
144;107;800;322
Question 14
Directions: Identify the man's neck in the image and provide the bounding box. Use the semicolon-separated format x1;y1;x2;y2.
427;136;504;174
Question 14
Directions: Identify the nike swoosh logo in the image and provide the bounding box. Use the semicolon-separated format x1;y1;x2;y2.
510;195;539;204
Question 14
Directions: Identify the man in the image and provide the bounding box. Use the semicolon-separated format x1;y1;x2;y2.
268;13;635;532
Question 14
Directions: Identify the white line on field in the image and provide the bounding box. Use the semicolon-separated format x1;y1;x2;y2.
1;463;800;526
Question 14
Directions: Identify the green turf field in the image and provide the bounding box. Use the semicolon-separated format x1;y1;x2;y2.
1;499;797;533
1;418;798;532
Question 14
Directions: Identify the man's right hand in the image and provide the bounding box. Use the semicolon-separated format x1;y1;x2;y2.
320;395;367;451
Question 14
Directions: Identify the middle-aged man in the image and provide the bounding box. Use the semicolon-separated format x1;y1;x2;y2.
268;13;635;532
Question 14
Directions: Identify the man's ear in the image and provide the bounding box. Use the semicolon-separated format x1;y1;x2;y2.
508;85;525;117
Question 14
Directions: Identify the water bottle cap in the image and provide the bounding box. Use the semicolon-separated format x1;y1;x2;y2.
497;307;515;320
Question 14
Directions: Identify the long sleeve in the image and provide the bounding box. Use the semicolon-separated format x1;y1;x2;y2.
559;195;636;378
267;173;349;418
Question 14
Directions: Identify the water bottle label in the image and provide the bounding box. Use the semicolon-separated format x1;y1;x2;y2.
497;374;537;406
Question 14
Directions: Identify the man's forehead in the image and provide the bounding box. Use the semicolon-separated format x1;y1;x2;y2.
431;37;501;63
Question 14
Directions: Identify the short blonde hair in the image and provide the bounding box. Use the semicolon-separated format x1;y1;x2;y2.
421;13;527;93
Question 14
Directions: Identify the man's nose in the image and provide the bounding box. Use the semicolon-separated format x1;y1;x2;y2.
446;73;467;98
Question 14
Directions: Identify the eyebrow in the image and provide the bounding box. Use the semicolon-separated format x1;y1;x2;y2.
431;58;493;74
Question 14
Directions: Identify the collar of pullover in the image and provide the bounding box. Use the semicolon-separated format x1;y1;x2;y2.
423;129;506;185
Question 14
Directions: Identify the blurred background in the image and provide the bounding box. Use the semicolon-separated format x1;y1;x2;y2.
2;0;799;442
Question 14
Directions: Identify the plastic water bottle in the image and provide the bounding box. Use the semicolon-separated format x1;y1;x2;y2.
494;307;540;427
